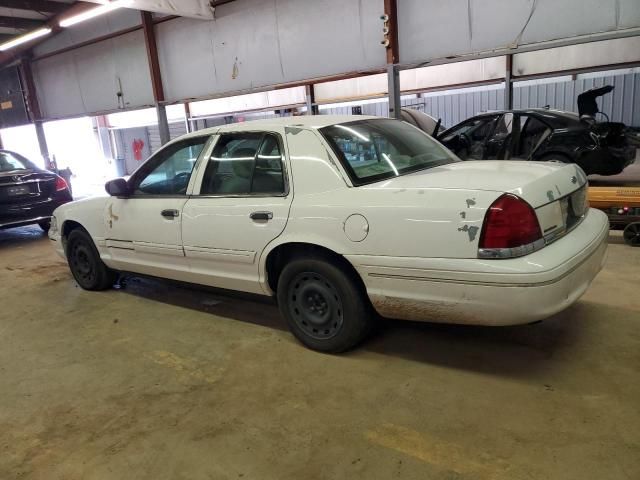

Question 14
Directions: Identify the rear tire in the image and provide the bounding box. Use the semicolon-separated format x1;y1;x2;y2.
66;229;116;290
38;220;51;233
276;256;372;352
623;222;640;247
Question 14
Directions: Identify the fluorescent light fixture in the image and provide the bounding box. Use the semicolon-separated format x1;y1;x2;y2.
382;153;399;176
335;124;370;142
0;27;52;51
59;1;128;28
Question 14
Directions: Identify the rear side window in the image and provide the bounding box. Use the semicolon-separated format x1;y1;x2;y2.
321;119;457;185
200;132;285;195
517;116;552;158
0;151;31;172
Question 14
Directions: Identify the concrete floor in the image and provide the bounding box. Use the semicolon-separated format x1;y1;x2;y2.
1;226;639;480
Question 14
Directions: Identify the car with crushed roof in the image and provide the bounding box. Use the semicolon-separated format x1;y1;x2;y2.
437;85;637;176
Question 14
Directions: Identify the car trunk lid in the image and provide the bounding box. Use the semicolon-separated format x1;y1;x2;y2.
369;160;587;208
0;171;58;206
367;160;589;256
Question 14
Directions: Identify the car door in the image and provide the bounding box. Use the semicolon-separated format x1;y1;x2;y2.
105;135;210;278
181;129;292;294
439;115;499;160
484;113;514;159
511;115;553;160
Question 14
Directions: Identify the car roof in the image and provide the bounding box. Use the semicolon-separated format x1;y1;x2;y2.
181;115;382;139
459;108;581;128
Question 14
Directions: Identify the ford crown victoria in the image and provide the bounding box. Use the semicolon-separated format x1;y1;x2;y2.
49;116;608;352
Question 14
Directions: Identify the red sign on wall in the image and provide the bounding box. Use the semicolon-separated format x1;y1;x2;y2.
132;138;145;161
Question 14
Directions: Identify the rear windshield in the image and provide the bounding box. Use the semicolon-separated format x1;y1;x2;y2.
0;151;33;172
320;119;458;185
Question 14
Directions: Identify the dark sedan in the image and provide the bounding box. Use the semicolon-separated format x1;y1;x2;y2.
0;150;73;232
437;86;637;176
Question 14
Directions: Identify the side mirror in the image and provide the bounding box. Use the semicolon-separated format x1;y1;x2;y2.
105;178;130;197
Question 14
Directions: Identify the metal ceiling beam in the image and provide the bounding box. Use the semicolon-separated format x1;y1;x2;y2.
141;11;164;103
0;0;69;14
83;0;215;19
141;10;170;145
0;16;44;30
0;2;96;66
17;59;41;121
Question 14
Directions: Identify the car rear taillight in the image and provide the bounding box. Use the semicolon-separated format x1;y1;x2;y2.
55;176;68;191
478;194;543;259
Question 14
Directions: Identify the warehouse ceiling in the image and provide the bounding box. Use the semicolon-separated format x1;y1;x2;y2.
0;0;75;44
82;0;216;19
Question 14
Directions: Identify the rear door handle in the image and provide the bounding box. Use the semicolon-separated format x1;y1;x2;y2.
161;209;180;219
250;211;273;221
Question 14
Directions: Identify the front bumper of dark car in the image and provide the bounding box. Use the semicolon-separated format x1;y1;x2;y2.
0;192;73;230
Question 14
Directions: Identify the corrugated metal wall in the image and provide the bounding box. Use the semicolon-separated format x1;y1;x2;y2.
514;71;640;126
148;122;188;153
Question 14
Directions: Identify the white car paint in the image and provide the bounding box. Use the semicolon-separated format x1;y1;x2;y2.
49;115;608;326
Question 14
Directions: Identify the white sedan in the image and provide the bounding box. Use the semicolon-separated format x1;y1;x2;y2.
49;115;608;352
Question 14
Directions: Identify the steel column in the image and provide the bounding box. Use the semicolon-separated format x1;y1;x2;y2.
387;64;401;119
34;121;50;168
156;104;170;146
305;84;318;115
184;103;192;133
19;58;50;165
505;54;513;110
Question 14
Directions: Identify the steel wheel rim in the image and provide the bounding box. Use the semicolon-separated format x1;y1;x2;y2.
70;241;96;284
288;272;344;340
623;223;640;246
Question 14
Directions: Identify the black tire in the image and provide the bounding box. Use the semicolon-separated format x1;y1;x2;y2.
276;256;372;353
66;229;116;290
38;220;51;233
623;222;640;247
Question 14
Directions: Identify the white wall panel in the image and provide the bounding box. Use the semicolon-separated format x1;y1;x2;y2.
189;86;305;116
158;0;386;102
33;30;153;119
399;0;640;65
33;9;141;57
315;74;387;103
520;0;617;45
513;37;640;76
315;57;506;102
619;0;640;29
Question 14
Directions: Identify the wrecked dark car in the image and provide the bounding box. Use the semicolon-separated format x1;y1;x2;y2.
437;85;637;176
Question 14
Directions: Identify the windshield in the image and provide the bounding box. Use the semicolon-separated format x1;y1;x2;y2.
0;151;33;173
320;119;458;185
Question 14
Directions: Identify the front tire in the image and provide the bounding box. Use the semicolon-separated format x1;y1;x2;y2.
277;256;372;352
66;229;116;290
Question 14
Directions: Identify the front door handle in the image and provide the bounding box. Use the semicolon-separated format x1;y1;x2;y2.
161;209;180;219
250;211;273;221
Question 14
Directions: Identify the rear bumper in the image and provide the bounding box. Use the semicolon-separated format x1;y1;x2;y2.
348;209;609;326
0;195;71;230
0;215;51;229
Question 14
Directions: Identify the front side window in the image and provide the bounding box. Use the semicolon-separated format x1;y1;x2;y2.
320;119;457;185
440;116;498;144
133;136;208;195
200;132;285;195
0;151;32;172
